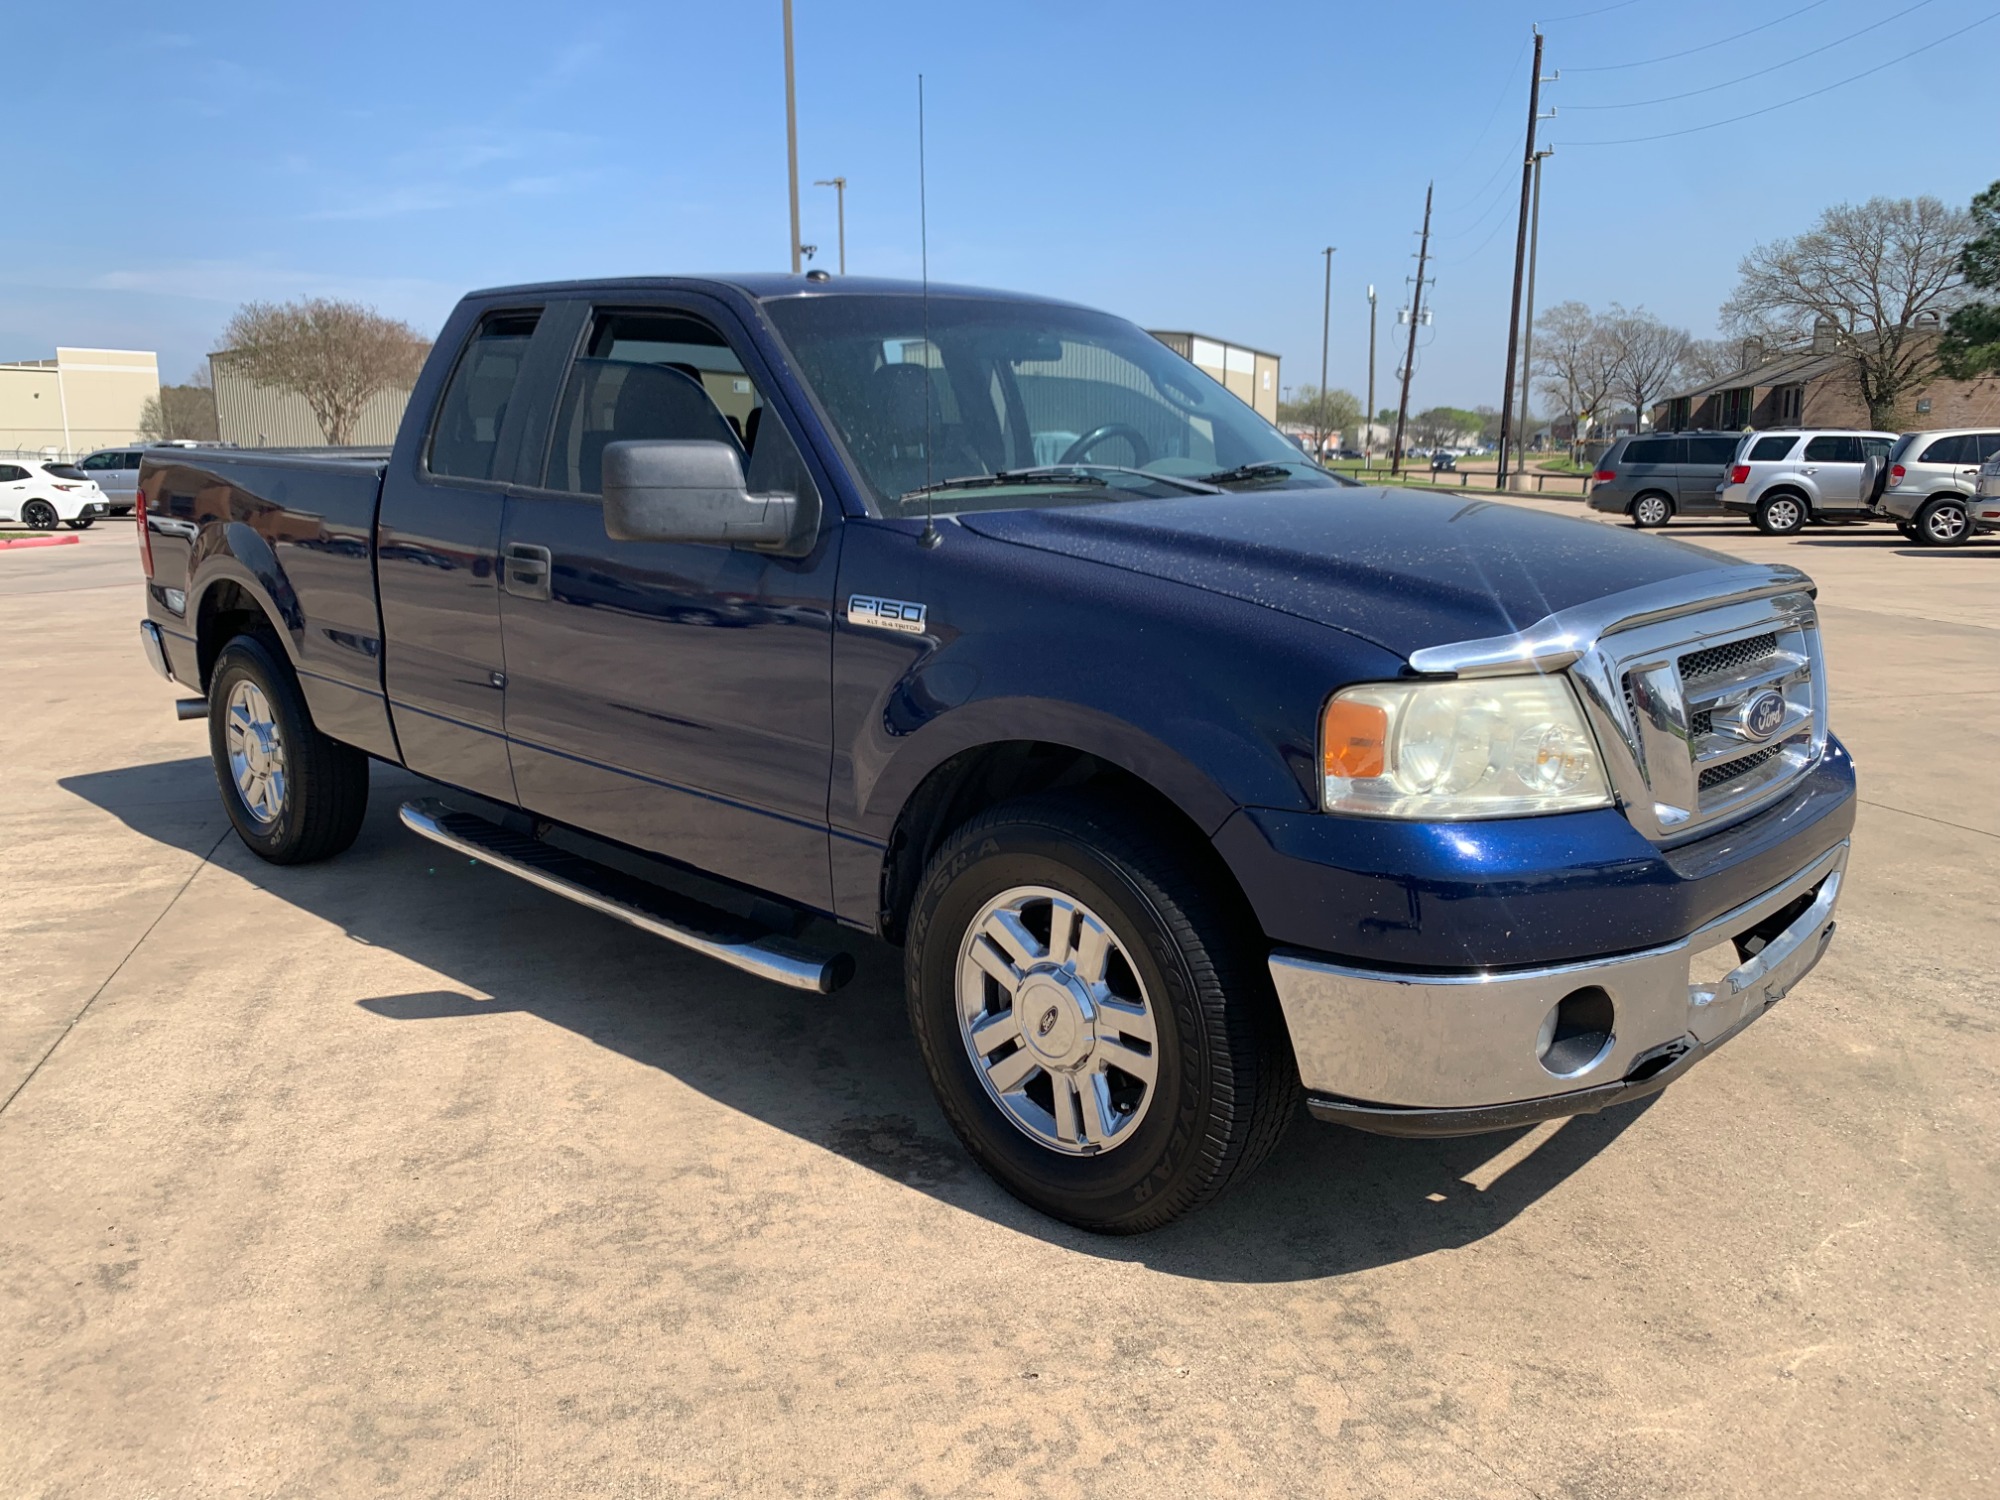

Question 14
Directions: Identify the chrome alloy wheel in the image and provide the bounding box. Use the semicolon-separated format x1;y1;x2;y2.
224;679;288;827
1763;496;1803;532
1924;503;1968;543
1633;494;1670;526
956;884;1159;1155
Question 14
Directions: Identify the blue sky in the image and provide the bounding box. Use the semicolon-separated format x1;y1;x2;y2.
8;0;1994;410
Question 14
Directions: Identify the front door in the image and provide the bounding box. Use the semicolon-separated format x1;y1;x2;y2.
495;298;841;913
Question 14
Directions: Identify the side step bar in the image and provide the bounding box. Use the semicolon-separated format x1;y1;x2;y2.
398;798;854;994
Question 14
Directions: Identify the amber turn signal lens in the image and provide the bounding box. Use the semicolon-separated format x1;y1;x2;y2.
1323;699;1388;780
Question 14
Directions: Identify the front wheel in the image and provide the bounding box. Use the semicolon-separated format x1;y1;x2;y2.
21;499;57;531
906;795;1298;1233
1754;494;1807;535
1915;498;1970;546
1629;492;1674;528
207;633;370;864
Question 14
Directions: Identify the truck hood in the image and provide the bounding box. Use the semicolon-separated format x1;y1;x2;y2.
956;486;1743;661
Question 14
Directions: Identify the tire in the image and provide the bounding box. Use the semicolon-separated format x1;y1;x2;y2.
66;516;95;530
1915;498;1970;547
206;633;369;864
21;499;57;531
1629;492;1674;529
905;794;1298;1233
1753;493;1807;536
1897;520;1920;540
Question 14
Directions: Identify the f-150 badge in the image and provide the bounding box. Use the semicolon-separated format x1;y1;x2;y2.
847;595;928;634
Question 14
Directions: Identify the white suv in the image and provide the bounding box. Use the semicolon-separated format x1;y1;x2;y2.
1877;429;2000;545
0;459;111;530
1717;429;1897;535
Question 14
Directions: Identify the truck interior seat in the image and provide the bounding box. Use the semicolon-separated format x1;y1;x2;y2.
569;360;741;495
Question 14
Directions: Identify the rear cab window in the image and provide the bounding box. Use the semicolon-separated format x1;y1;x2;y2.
427;310;543;482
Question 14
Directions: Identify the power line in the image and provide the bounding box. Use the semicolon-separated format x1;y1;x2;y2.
1566;0;1938;109
1566;0;1835;72
1560;8;2000;144
1536;0;1641;20
1443;35;1533;181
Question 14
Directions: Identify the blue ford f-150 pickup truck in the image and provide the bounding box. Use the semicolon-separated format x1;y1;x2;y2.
135;274;1854;1232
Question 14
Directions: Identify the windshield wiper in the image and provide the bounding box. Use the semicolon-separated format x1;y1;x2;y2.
899;465;1222;502
1197;462;1301;485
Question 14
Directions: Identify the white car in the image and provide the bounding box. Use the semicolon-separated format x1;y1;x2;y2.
0;459;112;530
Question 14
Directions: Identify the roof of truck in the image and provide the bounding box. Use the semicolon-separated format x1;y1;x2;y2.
461;273;1090;308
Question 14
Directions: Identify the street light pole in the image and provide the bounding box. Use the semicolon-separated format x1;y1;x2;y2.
1365;284;1377;469
1318;246;1335;458
783;0;802;273
813;176;847;273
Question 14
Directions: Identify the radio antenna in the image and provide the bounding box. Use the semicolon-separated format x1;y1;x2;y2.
917;72;939;548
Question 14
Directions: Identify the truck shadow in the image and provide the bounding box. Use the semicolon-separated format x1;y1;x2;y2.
61;756;1652;1284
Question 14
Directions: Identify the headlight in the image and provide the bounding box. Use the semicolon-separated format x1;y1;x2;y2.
1321;676;1611;818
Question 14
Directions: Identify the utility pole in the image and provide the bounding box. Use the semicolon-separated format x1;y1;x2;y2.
1365;284;1378;469
1496;29;1553;489
813;176;847;273
1391;185;1433;479
1516;147;1553;465
783;0;802;273
1318;246;1336;457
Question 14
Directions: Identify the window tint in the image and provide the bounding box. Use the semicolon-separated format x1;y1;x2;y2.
1685;437;1738;466
1749;435;1796;461
1917;434;1967;464
1622;437;1681;464
0;465;25;482
124;451;145;466
427;309;541;482
1860;436;1891;462
46;464;87;480
545;310;755;497
78;452;113;471
1970;432;2000;462
1802;435;1861;462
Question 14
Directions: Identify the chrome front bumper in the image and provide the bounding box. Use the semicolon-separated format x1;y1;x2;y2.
1270;841;1847;1135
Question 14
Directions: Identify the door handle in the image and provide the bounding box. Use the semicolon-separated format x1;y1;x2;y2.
503;542;552;600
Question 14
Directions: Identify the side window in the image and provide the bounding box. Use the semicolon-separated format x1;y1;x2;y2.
1749;435;1796;461
542;308;815;510
1972;432;2000;462
1623;438;1677;464
78;453;111;471
1860;436;1892;463
0;465;25;482
124;451;145;467
427;309;542;482
1918;434;1968;465
1803;435;1860;462
1686;437;1738;466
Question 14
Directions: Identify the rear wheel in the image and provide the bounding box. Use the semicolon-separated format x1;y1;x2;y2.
207;633;369;864
1915;498;1970;546
1629;492;1674;528
21;499;57;531
1754;493;1807;535
906;795;1298;1233
65;516;95;530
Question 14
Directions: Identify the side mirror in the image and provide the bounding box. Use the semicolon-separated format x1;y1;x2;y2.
602;440;803;552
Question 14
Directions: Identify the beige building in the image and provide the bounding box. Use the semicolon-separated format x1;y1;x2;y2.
209;349;416;448
0;348;160;459
1148;331;1281;423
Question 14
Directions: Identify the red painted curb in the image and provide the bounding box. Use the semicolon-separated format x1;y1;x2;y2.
0;534;83;550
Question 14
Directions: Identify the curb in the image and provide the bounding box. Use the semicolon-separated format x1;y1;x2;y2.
0;534;82;550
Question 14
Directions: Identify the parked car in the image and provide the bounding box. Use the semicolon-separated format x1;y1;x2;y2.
1429;450;1456;471
77;441;209;517
1974;451;2000;533
0;458;110;529
134;272;1855;1232
1717;429;1897;535
1876;428;2000;545
1587;431;1742;527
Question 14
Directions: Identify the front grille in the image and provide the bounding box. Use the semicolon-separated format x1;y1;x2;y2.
1698;741;1787;791
1680;632;1778;685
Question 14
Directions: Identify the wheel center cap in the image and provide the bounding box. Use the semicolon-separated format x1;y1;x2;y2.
1016;973;1090;1068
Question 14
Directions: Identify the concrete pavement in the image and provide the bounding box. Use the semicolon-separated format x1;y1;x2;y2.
2;515;1995;1498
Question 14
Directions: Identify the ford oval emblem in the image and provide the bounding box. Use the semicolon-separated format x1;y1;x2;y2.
1745;690;1786;741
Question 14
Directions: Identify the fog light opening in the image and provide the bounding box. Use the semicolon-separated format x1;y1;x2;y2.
1536;986;1616;1078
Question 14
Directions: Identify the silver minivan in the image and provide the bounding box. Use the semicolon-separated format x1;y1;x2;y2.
1878;429;2000;545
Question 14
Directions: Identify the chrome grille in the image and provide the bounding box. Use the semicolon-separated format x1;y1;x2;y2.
1568;587;1825;845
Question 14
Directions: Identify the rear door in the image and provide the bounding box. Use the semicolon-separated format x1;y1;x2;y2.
375;303;546;802
494;294;841;912
1802;434;1865;509
1680;435;1738;512
1620;436;1682;504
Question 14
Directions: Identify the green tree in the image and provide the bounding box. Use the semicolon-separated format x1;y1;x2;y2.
1939;179;2000;380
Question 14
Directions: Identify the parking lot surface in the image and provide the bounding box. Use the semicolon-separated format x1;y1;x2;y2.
3;509;1995;1498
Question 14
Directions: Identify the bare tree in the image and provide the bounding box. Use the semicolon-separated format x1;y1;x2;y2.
138;365;220;442
1677;336;1744;390
1601;305;1691;433
1722;195;1972;428
1277;384;1361;450
219;298;430;445
1531;301;1617;458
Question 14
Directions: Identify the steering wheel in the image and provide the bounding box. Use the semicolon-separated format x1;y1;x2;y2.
1059;423;1152;468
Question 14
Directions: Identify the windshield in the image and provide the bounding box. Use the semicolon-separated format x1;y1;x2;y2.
762;293;1344;516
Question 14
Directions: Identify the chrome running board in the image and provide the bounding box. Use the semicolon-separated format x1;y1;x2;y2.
398;798;853;994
